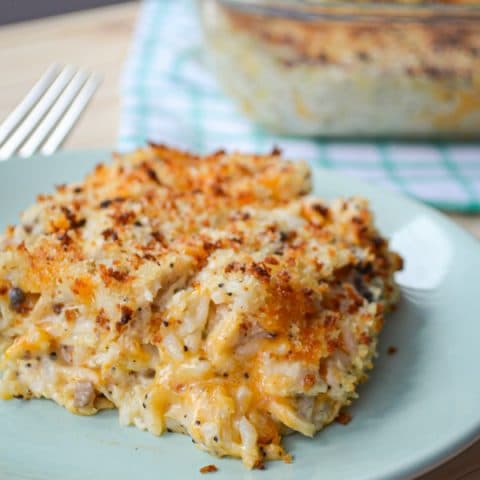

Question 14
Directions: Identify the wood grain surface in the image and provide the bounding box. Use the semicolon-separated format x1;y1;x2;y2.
0;3;478;479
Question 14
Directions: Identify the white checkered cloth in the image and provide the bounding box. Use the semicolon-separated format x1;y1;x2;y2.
119;0;480;212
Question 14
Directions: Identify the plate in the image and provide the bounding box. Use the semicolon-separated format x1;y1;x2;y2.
1;150;479;480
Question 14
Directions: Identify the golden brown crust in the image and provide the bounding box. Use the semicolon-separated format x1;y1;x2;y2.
223;5;480;79
0;145;310;295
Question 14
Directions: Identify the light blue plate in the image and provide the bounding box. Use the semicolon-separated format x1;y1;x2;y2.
1;150;479;480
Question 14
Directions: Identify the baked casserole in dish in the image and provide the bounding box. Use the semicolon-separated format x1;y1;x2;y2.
199;0;480;137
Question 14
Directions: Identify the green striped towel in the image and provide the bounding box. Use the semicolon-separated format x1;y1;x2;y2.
119;0;480;212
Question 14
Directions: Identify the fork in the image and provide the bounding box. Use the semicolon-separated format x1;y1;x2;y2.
0;64;101;161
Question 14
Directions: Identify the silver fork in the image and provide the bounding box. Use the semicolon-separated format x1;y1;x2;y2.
0;64;101;161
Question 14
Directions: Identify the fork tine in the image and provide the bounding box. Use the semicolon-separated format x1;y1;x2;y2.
19;70;89;158
0;64;61;146
41;73;102;156
0;65;76;160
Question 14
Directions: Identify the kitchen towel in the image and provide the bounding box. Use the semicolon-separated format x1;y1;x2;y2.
119;0;480;212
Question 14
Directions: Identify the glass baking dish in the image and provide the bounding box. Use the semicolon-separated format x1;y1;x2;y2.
198;0;480;138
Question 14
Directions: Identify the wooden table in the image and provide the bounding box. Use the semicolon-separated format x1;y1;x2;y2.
0;4;479;479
